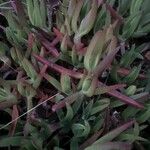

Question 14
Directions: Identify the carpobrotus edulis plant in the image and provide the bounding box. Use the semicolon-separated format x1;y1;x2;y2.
0;0;150;149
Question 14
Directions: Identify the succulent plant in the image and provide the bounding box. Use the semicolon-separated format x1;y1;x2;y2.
0;0;150;149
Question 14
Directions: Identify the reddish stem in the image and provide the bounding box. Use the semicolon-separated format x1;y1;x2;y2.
52;92;82;112
50;37;60;47
99;84;126;92
108;90;144;109
117;68;147;79
79;129;104;150
42;40;60;58
105;2;123;23
94;47;120;77
77;46;87;55
27;33;35;49
99;82;144;109
53;27;73;48
33;53;83;79
40;64;48;77
53;27;64;41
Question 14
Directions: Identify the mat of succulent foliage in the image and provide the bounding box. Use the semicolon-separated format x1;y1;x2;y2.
0;0;150;149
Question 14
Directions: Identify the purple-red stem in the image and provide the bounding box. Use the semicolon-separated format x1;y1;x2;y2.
50;37;60;47
96;84;126;93
52;92;82;112
27;33;35;50
53;27;64;41
109;90;144;109
79;129;104;150
117;68;147;79
33;53;83;79
105;2;123;23
94;47;120;77
41;41;60;58
99;82;144;109
53;27;74;48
